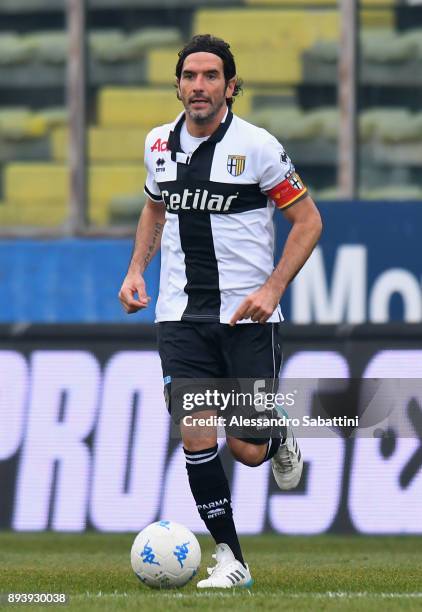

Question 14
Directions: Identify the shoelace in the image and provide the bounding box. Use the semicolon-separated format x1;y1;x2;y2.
276;445;294;471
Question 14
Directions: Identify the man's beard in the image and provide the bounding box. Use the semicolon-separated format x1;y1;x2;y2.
186;97;225;125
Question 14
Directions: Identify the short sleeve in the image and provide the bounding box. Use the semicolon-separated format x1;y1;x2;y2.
259;134;308;209
144;133;164;202
259;135;295;192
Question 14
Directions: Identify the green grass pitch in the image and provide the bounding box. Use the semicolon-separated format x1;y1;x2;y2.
1;533;421;611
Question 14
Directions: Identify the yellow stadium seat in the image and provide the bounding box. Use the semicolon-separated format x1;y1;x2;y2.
99;83;253;126
50;127;148;162
246;0;336;5
5;164;68;202
233;50;301;85
98;87;182;128
0;108;48;140
193;9;338;86
246;0;394;4
147;49;180;86
4;163;146;226
193;10;339;52
360;9;394;29
361;0;395;5
243;1;393;29
149;46;302;87
0;202;67;226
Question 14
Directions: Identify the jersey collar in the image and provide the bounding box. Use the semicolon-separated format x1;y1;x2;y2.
168;109;234;162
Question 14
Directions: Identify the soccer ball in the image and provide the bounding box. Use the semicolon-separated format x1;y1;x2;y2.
130;520;201;589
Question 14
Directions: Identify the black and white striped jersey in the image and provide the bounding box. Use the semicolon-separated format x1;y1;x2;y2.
144;110;308;324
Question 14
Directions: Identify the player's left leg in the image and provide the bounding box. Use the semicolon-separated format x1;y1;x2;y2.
222;322;303;489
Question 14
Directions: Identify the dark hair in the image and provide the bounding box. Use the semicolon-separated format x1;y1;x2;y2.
175;34;243;108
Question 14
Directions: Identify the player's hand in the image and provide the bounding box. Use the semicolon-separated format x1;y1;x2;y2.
229;283;282;326
118;272;151;314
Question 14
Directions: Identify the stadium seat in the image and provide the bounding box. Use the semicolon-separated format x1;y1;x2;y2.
0;201;67;226
148;47;301;86
0;27;183;68
360;10;394;29
303;29;422;85
25;31;68;64
360;108;412;141
2;108;65;140
192;9;338;86
125;27;181;55
245;0;337;5
146;48;180;85
50;127;148;162
193;9;339;52
0;108;47;139
91;28;181;63
4;163;146;225
361;29;417;63
0;33;32;64
247;106;340;140
245;0;394;6
98;87;183;128
109;192;146;225
99;87;253;126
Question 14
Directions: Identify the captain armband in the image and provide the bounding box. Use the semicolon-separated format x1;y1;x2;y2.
266;173;308;209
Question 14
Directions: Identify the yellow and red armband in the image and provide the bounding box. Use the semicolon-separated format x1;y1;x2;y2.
266;173;307;209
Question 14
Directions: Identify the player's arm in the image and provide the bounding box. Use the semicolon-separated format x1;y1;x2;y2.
230;135;322;325
229;194;321;325
118;197;166;314
266;193;322;298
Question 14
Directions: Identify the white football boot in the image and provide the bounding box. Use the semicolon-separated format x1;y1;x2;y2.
196;543;253;589
271;408;303;490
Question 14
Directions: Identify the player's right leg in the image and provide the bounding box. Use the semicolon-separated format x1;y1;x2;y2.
157;322;251;588
181;415;253;588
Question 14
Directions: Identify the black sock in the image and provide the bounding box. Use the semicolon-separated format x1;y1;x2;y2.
184;445;245;567
264;412;287;461
264;436;282;460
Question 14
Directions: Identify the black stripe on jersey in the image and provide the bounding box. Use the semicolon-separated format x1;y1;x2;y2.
178;146;220;321
158;180;267;215
175;114;234;322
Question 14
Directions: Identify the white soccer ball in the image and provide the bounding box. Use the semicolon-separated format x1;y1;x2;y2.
130;520;201;589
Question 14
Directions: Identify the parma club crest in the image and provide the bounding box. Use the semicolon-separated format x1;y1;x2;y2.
288;173;304;190
227;155;246;177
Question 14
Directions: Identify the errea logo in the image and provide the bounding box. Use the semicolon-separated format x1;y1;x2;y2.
156;158;166;173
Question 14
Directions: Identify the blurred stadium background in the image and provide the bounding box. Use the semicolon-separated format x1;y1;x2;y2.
0;0;421;539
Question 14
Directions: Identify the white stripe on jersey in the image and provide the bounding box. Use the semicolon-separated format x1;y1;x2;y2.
145;111;293;324
155;216;188;321
210;208;281;324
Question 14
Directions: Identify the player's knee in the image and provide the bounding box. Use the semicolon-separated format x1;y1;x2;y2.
228;438;266;467
182;433;217;453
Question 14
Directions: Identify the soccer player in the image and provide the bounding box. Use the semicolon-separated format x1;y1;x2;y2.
119;34;322;588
